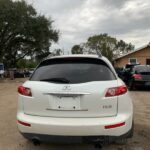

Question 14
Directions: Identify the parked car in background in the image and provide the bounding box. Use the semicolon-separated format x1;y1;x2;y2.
128;65;150;90
14;70;25;78
9;69;32;78
17;55;133;145
0;63;4;78
115;67;124;79
28;68;35;76
116;63;140;84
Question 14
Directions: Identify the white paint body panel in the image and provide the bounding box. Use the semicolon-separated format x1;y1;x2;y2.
21;80;118;118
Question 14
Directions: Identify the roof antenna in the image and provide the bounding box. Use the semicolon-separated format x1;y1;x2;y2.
94;44;102;57
95;48;102;57
96;42;103;57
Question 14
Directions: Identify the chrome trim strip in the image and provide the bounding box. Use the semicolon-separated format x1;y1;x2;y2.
46;108;88;111
43;92;91;97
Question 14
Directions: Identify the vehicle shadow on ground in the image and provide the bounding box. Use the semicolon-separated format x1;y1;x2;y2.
19;123;149;150
19;141;126;150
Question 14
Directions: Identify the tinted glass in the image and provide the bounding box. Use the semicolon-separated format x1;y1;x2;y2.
30;58;116;84
0;64;4;70
135;66;150;73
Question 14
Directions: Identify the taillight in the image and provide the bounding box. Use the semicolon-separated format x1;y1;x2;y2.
133;74;142;80
18;86;32;97
105;85;127;97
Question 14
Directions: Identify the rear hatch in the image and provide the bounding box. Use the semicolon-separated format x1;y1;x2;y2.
22;57;118;118
136;66;150;80
140;72;150;80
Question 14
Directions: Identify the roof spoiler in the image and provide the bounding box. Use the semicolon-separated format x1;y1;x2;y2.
44;45;102;60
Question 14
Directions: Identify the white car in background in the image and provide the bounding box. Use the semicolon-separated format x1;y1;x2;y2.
17;55;133;145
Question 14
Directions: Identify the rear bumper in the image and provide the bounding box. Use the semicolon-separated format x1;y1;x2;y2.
21;128;133;144
17;112;133;138
134;80;150;86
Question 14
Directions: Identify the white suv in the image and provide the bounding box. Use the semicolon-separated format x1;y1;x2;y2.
17;55;133;144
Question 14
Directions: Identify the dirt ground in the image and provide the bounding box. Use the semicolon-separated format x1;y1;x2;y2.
0;78;150;150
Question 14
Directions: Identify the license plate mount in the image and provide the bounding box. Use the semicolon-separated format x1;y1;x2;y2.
51;97;81;110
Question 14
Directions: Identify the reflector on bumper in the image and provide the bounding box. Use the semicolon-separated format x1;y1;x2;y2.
17;120;31;127
105;122;125;129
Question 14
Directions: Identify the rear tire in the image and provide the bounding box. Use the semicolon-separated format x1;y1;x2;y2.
115;121;134;145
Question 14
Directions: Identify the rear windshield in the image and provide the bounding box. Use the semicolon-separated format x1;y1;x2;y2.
30;58;116;84
135;66;150;73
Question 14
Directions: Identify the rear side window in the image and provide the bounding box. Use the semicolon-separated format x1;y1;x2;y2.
30;58;116;84
134;66;150;73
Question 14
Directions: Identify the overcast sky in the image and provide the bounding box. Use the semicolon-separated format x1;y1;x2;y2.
26;0;150;53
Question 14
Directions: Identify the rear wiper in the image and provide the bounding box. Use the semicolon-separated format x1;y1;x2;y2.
40;77;70;83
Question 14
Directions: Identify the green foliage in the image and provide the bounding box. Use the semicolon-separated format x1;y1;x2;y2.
0;0;59;68
87;34;115;61
71;45;83;54
16;59;37;69
71;34;134;62
53;49;62;56
116;40;134;54
35;52;51;62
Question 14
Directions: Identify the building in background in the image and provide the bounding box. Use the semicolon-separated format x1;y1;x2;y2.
114;44;150;68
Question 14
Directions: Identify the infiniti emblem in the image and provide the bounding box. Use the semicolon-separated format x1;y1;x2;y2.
62;85;71;90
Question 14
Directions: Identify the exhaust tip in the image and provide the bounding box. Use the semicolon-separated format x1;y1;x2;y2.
94;143;103;150
32;137;41;146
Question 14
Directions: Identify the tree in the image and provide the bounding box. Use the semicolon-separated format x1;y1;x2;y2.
16;59;37;69
0;0;59;68
86;34;116;61
116;40;134;55
71;45;83;54
35;51;51;62
53;49;62;56
71;34;134;62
